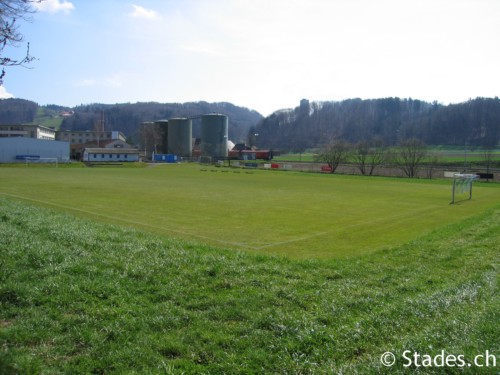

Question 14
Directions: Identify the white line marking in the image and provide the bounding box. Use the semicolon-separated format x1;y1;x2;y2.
0;192;254;249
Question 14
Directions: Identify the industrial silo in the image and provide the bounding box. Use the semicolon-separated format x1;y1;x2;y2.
201;114;228;159
167;118;192;157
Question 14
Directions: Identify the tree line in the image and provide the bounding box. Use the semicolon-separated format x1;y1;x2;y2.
253;97;500;151
315;137;497;178
316;138;428;178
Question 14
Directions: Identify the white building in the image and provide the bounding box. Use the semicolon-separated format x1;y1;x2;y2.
82;148;140;162
56;130;126;144
0;124;56;140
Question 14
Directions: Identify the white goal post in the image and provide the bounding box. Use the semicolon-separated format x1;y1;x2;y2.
450;173;478;204
25;157;59;167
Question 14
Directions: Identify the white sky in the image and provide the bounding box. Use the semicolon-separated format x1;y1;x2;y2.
1;0;499;116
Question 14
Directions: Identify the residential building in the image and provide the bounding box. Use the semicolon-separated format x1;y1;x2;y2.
0;124;56;140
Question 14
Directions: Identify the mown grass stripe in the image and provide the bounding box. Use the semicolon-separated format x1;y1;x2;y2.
1;165;498;258
0;191;253;249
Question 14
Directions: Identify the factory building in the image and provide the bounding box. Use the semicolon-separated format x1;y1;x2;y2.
56;130;128;160
56;130;126;144
0;137;69;163
144;112;273;163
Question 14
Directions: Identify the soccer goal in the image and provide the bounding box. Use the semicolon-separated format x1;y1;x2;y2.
25;157;59;168
450;173;478;204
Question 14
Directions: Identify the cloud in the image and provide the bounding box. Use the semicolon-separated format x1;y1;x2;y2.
129;4;160;20
73;73;127;89
73;78;97;88
34;0;75;14
103;73;126;88
183;43;226;57
0;86;14;99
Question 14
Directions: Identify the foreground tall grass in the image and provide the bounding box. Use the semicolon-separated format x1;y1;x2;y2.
0;198;498;373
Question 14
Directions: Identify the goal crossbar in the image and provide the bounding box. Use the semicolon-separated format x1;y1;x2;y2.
450;173;478;204
25;157;59;167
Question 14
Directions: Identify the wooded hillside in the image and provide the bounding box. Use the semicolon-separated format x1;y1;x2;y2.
0;100;263;144
61;102;262;144
254;97;500;150
1;97;499;149
0;98;38;124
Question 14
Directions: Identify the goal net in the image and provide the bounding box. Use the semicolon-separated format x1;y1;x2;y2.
450;173;478;204
25;157;59;167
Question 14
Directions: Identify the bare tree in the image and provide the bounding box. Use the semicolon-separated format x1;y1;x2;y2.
393;138;427;178
315;139;350;174
367;138;386;176
353;140;370;175
0;0;44;83
353;138;385;175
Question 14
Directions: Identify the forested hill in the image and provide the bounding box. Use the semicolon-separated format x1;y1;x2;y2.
61;102;263;143
0;98;39;124
1;97;499;148
254;97;500;150
0;100;263;143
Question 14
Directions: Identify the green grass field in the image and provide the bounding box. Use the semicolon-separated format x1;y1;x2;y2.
0;164;498;258
0;165;498;373
0;198;498;373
